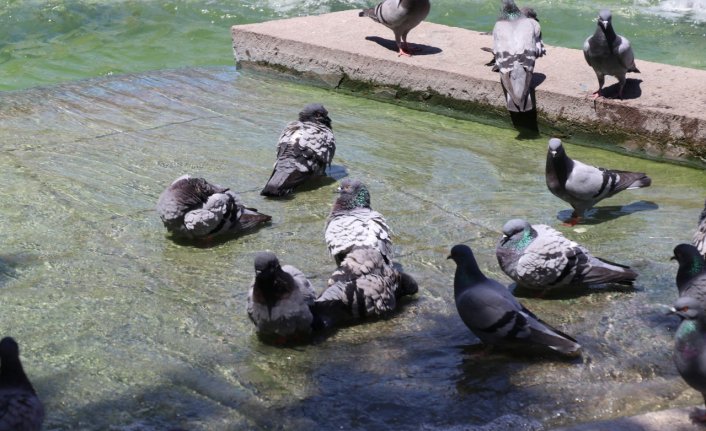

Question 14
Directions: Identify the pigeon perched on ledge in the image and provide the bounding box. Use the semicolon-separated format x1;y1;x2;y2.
448;244;581;357
156;175;271;240
0;337;45;431
359;0;431;57
261;103;336;197
583;9;640;99
545;138;651;225
693;200;706;259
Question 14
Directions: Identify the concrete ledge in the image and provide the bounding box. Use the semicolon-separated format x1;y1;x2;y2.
551;407;704;431
231;10;706;161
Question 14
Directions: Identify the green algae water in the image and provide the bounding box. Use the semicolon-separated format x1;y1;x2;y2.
0;0;704;91
1;66;705;429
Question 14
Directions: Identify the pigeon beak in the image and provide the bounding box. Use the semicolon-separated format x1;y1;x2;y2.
550;150;557;157
670;256;676;261
667;307;677;315
334;186;342;194
599;20;609;30
446;254;452;260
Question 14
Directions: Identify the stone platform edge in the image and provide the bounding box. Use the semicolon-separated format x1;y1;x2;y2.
231;10;706;164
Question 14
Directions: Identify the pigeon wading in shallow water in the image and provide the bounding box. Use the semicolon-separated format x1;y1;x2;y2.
672;244;706;307
313;246;418;328
491;0;546;112
247;252;318;343
0;337;45;431
261;103;336;197
325;179;393;266
583;9;640;99
545;138;651;226
693;200;706;259
156;175;271;241
359;0;431;57
448;244;581;357
496;219;637;292
671;296;706;423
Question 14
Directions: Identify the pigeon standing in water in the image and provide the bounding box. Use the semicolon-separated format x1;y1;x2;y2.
358;0;431;57
0;337;45;431
448;244;581;357
671;296;706;422
261;104;336;197
247;252;318;342
325;179;393;265
693;200;706;259
496;219;637;292
672;244;706;307
156;175;271;241
545;138;651;225
491;0;546;112
583;9;640;99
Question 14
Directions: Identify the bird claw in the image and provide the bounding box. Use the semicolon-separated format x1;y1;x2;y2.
397;49;413;57
590;91;602;100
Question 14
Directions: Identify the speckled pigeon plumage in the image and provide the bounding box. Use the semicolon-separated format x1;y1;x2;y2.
671;296;706;422
261;104;336;197
672;244;706;306
491;0;545;112
325;179;393;266
156;175;271;240
496;219;637;291
448;244;581;356
313;246;417;327
583;9;640;99
693;200;706;259
359;0;430;56
0;337;44;431
247;252;317;341
546;138;651;225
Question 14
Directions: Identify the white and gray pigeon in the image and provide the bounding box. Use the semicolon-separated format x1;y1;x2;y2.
693;200;706;259
583;9;640;99
671;296;706;423
491;0;546;112
496;219;637;292
672;244;706;306
448;244;581;356
313;246;418;328
0;337;44;431
325;179;393;266
156;175;271;240
260;103;336;197
546;138;651;225
247;252;318;343
359;0;431;57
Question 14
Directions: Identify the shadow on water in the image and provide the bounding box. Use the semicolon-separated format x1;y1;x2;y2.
364;36;443;55
511;281;641;300
556;200;659;225
259;166;348;201
166;223;273;249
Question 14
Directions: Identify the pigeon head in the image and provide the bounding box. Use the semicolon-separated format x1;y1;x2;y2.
672;244;705;290
0;337;35;393
299;103;332;129
447;244;475;264
499;219;534;249
597;9;612;31
521;7;539;21
334;179;371;210
548;138;564;158
0;337;19;359
447;244;487;291
500;0;521;19
670;296;704;321
254;252;281;279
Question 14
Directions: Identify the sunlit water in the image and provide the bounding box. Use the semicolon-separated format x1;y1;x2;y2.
1;66;705;429
0;0;704;91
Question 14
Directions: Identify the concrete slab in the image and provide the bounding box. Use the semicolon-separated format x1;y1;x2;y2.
231;10;706;162
550;406;706;431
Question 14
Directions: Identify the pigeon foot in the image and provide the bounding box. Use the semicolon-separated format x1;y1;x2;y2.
397;47;413;57
590;90;602;100
562;216;581;227
689;408;706;423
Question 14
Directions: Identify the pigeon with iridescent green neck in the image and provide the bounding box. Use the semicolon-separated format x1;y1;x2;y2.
672;244;706;307
671;296;706;423
496;218;637;291
693;200;706;259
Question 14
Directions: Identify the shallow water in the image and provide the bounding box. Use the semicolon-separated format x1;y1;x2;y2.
0;0;704;91
1;66;705;429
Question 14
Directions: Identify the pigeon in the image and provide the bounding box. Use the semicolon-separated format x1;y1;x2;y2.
0;337;45;431
496;219;638;292
583;9;640;99
247;252;318;342
672;244;706;307
260;104;336;197
325;179;393;266
546;138;651;225
671;296;706;422
448;244;581;356
156;175;271;240
693;200;706;259
359;0;431;57
313;246;418;327
491;0;546;112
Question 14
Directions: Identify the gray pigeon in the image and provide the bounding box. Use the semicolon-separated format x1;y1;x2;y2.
0;337;44;431
693;200;706;259
671;296;706;422
359;0;431;57
261;104;336;197
583;9;640;99
324;179;393;266
247;252;318;342
546;138;651;225
496;219;637;292
448;244;581;356
672;244;706;305
156;175;271;240
491;0;546;112
313;246;417;328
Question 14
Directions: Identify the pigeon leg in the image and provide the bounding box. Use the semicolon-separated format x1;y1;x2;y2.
617;77;627;99
562;212;581;227
591;74;605;99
